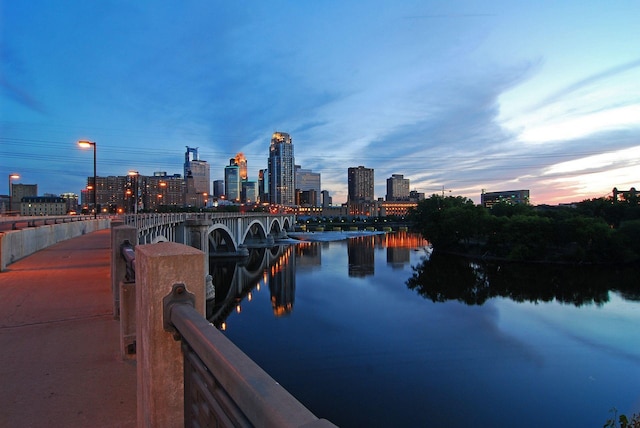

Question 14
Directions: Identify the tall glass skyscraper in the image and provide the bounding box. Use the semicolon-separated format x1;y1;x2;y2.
268;132;295;206
224;162;240;202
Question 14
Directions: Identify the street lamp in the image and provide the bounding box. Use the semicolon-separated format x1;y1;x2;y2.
78;140;97;219
128;171;139;215
8;173;19;214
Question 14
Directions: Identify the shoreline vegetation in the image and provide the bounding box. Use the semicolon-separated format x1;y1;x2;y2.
407;194;640;266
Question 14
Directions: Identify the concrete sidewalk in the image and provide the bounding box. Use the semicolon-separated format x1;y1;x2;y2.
0;229;136;427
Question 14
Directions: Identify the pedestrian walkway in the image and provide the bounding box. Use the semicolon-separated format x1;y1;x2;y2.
0;229;136;427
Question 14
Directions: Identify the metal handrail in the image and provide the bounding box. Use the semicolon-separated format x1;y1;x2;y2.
120;240;136;282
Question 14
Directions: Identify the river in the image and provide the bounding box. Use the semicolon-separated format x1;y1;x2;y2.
206;231;640;427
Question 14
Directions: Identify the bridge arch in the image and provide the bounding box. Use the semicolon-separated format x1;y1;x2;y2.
151;235;169;244
206;224;239;254
240;219;269;246
268;217;288;238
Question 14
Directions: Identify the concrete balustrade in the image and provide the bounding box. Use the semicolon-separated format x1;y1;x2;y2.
0;218;111;271
135;241;205;427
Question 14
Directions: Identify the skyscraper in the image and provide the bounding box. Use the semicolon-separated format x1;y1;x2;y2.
213;180;225;198
258;169;268;203
184;146;210;195
295;165;321;206
224;161;241;202
268;132;295;206
348;166;374;203
386;174;410;201
184;146;210;208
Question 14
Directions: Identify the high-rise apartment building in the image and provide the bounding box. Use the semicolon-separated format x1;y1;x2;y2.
82;173;184;213
386;174;410;201
295;165;321;206
146;173;184;210
268;132;295;206
348;166;374;203
91;175;126;213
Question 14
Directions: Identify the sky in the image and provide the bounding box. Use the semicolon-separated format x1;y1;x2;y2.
1;1;639;205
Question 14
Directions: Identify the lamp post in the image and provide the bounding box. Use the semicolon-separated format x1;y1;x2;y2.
128;171;139;215
8;173;19;214
78;140;97;219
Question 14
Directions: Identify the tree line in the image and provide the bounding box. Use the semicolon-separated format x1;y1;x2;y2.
408;194;640;264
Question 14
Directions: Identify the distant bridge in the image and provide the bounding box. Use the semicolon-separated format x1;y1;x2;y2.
122;212;295;257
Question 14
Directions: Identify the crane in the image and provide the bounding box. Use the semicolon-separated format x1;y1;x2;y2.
416;186;452;197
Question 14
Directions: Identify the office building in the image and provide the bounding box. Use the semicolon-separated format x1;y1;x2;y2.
213;180;225;199
386;174;410;201
225;161;241;203
268;132;295;206
242;181;257;204
235;152;248;181
481;189;530;208
10;183;37;212
184;146;210;195
348;166;374;203
321;190;332;207
258;169;268;203
295;166;321;206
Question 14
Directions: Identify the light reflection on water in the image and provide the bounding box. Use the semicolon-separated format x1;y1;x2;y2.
206;232;640;428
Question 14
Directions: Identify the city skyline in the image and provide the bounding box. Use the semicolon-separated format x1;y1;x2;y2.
2;1;639;205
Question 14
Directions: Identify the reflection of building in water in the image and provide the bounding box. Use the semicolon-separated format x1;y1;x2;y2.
383;231;429;249
269;247;296;316
295;242;321;269
348;235;375;277
387;247;411;269
385;232;428;268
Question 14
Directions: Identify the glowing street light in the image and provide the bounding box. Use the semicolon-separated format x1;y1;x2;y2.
8;173;19;214
77;140;97;219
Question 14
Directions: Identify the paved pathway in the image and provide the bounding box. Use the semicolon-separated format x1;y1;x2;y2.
0;229;136;427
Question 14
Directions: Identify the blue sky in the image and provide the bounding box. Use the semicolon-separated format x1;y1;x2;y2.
2;1;639;205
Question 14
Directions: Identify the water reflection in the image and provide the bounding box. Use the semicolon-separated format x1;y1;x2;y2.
207;231;430;327
206;245;295;328
407;252;640;306
348;236;375;277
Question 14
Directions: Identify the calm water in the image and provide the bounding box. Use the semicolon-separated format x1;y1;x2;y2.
207;232;640;428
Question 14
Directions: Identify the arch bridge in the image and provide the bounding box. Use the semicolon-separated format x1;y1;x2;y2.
122;212;295;258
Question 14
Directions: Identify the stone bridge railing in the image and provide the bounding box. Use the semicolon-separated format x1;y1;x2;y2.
0;217;111;271
111;225;335;427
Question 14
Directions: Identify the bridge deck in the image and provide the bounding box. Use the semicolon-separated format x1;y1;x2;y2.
0;229;136;427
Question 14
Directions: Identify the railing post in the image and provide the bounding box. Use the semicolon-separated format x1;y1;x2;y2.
136;241;205;428
110;225;137;319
